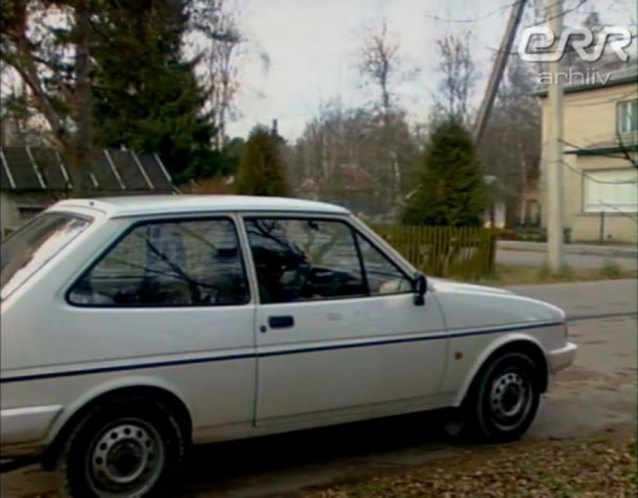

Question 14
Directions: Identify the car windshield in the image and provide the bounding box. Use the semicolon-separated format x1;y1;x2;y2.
0;212;92;300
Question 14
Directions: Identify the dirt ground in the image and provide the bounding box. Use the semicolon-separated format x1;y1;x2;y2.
2;285;637;497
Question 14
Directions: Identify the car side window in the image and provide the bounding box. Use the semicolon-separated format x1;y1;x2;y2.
356;234;413;295
68;218;249;306
245;218;365;304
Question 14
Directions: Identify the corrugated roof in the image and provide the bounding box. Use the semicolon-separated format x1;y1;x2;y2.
0;147;174;192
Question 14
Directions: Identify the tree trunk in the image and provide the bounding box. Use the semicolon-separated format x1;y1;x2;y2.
69;0;93;195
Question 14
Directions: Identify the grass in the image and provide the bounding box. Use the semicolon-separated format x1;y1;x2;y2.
475;264;637;287
293;432;637;498
598;259;625;279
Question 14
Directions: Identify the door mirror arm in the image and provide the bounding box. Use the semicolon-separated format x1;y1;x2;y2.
413;272;427;306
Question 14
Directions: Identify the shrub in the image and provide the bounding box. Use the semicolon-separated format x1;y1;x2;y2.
235;126;290;196
402;116;486;227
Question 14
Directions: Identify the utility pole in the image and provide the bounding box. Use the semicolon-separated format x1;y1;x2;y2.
405;0;527;202
473;0;528;143
546;0;565;271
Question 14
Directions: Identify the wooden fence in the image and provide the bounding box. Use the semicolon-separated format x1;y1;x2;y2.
372;225;497;280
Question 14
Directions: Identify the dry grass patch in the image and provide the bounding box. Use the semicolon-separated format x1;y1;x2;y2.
477;265;637;287
294;433;637;498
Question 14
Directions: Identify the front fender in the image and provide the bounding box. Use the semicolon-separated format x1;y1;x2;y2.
452;332;547;407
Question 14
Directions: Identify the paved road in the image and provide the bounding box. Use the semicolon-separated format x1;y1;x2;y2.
498;241;637;258
505;279;638;318
496;248;638;270
2;281;637;498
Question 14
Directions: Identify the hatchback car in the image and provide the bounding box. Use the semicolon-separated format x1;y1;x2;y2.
0;195;577;497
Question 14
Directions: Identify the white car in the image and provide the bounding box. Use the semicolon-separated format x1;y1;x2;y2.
0;195;577;497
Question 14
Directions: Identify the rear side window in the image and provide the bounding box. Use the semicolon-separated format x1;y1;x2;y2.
68;218;249;307
1;213;91;299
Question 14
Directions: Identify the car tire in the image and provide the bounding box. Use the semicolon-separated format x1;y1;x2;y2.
57;396;185;498
456;351;541;443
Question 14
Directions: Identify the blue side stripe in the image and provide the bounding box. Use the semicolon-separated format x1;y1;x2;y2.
0;321;563;384
0;353;255;384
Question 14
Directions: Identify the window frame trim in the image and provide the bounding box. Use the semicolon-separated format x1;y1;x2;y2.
241;213;415;306
65;214;252;309
616;99;638;136
580;167;638;214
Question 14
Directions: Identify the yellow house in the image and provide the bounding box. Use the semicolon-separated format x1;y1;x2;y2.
537;64;638;243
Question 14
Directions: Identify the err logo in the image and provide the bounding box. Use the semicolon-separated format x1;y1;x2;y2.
518;26;633;63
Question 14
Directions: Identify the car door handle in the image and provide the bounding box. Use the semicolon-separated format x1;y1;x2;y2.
268;315;295;329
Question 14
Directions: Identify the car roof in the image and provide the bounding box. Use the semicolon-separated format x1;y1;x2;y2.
51;195;350;218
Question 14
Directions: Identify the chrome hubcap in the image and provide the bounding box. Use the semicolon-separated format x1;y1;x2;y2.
88;420;164;495
490;371;530;428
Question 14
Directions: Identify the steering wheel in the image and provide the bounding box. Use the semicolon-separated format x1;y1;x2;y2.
296;264;319;299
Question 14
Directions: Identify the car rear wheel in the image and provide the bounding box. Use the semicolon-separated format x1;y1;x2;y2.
57;397;185;497
451;351;541;443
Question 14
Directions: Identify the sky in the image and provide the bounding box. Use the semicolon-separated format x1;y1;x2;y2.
226;0;637;141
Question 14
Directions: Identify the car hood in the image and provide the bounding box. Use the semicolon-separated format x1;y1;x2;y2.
427;277;566;329
428;277;513;296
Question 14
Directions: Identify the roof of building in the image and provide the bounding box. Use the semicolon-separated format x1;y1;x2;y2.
0;146;174;192
51;195;350;218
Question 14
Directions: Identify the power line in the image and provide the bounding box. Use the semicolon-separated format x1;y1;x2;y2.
424;0;587;27
559;138;638;165
560;159;638;184
525;0;590;28
424;0;522;24
597;201;638;222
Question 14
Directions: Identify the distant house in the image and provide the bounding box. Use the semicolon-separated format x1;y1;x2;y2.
535;63;638;243
297;164;379;218
0;146;176;237
180;175;235;195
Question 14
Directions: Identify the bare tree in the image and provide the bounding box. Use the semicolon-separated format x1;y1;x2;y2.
357;19;418;206
359;20;397;127
0;78;52;147
432;31;477;124
291;99;419;218
187;0;259;149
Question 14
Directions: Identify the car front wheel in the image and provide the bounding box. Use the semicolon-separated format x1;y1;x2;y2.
453;351;541;443
57;397;185;497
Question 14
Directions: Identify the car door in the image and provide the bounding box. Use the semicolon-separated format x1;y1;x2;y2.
243;215;448;427
62;216;257;437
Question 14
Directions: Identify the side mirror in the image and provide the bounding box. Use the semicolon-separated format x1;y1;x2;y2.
413;272;427;306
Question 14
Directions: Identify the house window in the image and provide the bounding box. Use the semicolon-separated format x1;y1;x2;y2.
583;169;638;213
617;100;638;135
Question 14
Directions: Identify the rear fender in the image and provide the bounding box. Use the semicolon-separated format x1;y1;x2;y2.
45;375;190;447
